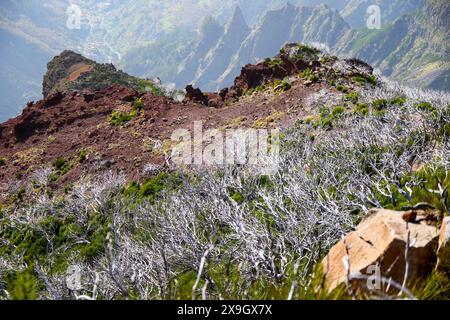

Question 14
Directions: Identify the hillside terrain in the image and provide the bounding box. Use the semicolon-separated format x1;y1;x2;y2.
0;43;449;300
1;0;447;123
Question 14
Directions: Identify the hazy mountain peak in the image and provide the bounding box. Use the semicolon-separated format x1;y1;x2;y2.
227;5;249;30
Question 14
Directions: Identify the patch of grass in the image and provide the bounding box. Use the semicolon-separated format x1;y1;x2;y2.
391;96;406;106
134;79;164;96
108;110;133;127
412;271;450;300
332;106;346;116
372;99;388;116
123;172;184;204
15;172;23;180
246;85;265;96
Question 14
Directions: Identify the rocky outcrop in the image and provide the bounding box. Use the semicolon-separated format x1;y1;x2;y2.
43;50;147;98
437;217;450;272
322;208;440;293
184;85;209;106
43;50;93;98
227;43;317;98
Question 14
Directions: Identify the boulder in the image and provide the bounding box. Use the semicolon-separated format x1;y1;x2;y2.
437;217;450;272
322;208;440;292
184;85;209;106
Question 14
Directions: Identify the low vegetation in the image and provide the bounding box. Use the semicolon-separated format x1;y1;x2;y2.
1;79;448;300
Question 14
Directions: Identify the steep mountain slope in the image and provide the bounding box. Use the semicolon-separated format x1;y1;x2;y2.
0;43;378;188
341;0;425;28
192;6;251;88
0;0;445;124
1;44;449;301
183;3;351;90
338;0;449;90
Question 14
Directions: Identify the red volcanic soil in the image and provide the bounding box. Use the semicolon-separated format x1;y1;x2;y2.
0;79;326;191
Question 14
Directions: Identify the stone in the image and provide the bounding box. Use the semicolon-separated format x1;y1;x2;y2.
437;217;450;272
322;208;440;292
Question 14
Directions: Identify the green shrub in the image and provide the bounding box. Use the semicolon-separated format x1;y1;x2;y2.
123;172;183;203
267;58;282;69
345;91;359;103
78;149;87;163
132;97;144;112
9;269;38;300
372;99;388;116
273;79;291;92
336;84;349;93
352;74;377;86
108;110;133;126
308;74;320;83
0;158;5;166
108;97;144;127
354;103;369;116
54;157;71;175
415;101;436;113
15;172;23;180
299;68;312;79
332;106;345;116
390;96;406;106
